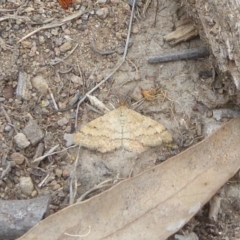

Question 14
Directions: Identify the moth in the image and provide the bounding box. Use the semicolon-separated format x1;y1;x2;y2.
58;0;75;9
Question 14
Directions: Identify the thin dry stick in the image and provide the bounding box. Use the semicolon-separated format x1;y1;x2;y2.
69;146;81;205
77;179;114;202
17;10;86;43
50;43;79;65
33;145;76;163
152;0;159;27
142;0;152;17
48;87;58;110
0;14;31;22
37;173;50;188
0;9;16;12
74;0;136;128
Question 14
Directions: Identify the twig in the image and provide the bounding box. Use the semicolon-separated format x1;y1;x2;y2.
77;179;115;202
147;47;210;63
86;103;104;115
152;0;159;27
69;146;81;205
37;173;50;188
33;144;59;163
142;0;152;17
50;43;79;65
90;40;116;55
48;87;58;110
32;145;76;163
33;143;45;163
17;10;86;43
74;0;136;128
0;14;31;22
0;9;17;12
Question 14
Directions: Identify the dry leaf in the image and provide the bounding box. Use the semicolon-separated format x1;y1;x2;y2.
19;117;240;240
141;88;169;102
141;88;158;101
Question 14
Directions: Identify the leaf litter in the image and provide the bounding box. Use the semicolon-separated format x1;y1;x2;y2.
19;117;240;240
1;0;240;239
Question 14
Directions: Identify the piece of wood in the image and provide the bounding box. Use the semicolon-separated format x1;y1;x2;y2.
181;0;240;94
148;47;209;63
164;19;199;45
0;195;50;239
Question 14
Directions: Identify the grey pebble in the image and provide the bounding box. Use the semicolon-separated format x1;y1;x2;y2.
59;42;72;53
63;133;74;147
4;125;12;132
23;120;44;145
20;177;34;196
96;8;109;19
14;133;30;149
11;152;25;165
57;117;69;126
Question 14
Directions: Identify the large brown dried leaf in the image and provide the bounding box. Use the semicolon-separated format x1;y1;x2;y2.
19;117;240;240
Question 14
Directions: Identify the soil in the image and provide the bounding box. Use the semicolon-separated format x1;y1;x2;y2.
0;0;240;239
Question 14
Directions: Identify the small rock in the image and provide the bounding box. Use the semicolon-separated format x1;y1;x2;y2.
50;180;57;186
4;125;11;132
20;177;34;196
57;117;69;126
115;32;122;40
59;42;72;53
62;169;70;178
31;190;38;197
206;110;213;118
58;102;67;109
11;152;25;165
2;85;14;99
55;168;62;178
97;0;107;3
39;35;45;44
213;109;240;121
96;74;103;82
131;85;143;101
23;120;44;145
14;133;30;149
65;126;72;133
52;183;61;191
69;90;81;106
29;43;38;57
63;133;74;147
31;75;49;94
41;99;50;107
96;8;109;19
21;40;32;49
81;13;90;21
70;74;83;85
51;29;59;36
132;25;139;34
54;47;61;56
110;0;120;4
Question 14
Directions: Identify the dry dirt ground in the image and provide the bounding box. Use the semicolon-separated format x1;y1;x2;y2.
0;0;240;239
